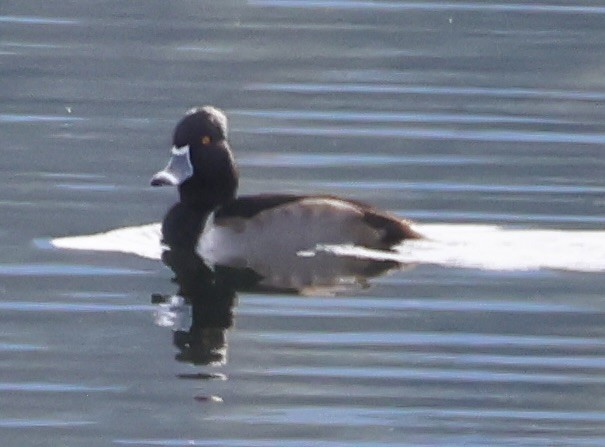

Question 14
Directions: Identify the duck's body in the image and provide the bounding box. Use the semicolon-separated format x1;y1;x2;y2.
152;106;421;263
199;193;418;265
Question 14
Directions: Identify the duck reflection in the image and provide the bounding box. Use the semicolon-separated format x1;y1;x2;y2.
152;249;235;367
152;244;401;368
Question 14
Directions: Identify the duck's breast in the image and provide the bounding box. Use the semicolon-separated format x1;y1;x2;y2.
197;198;384;266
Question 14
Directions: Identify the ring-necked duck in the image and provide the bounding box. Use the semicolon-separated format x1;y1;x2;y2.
151;106;422;264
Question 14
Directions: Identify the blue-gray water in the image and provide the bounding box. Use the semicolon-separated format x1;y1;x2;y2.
2;1;605;446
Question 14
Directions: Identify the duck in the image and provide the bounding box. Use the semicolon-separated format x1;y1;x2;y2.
151;106;422;266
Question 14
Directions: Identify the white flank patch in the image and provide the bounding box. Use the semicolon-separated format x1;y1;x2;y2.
318;224;605;273
49;222;605;273
50;223;163;260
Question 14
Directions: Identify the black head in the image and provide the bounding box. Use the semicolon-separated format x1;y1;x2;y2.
173;106;228;149
151;106;238;210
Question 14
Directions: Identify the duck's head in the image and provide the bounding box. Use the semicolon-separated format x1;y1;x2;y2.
151;106;238;208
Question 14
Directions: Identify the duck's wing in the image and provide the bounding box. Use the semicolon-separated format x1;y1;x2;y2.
214;194;303;219
212;194;422;249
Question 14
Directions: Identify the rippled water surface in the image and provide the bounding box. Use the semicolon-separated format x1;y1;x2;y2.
2;1;605;446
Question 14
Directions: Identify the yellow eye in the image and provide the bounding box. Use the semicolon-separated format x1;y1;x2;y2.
201;135;211;145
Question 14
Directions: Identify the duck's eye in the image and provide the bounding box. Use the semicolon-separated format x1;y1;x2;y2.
201;135;211;145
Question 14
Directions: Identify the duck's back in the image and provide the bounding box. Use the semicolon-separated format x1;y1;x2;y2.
197;195;420;266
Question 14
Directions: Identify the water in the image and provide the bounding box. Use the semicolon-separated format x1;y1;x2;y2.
2;1;605;446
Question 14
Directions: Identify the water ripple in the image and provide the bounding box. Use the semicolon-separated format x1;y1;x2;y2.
0;419;95;428
316;180;605;195
0;15;77;25
0;382;125;392
262;366;605;384
258;331;605;349
242;125;605;145
232;109;567;125
239;153;486;168
0;263;150;277
0;343;45;352
402;210;605;225
249;1;605;15
115;440;404;447
0;114;83;123
248;82;605;102
0;301;153;312
244;296;597;314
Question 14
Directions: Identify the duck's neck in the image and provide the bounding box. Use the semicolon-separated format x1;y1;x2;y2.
178;178;237;211
177;142;239;213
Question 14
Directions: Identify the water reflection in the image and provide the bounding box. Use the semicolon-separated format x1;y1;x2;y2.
153;244;400;368
152;251;236;367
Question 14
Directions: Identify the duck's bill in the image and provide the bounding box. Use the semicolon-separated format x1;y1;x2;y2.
150;145;193;187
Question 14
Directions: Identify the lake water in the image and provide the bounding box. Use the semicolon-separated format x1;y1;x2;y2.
2;1;605;446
